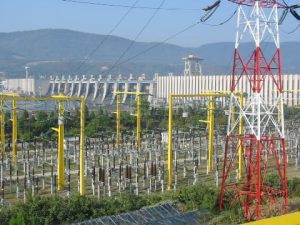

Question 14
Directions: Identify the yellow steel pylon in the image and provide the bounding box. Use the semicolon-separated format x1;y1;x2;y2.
79;96;85;195
0;96;5;159
51;94;85;195
52;99;65;190
0;94;85;195
199;97;215;173
114;94;121;149
167;92;244;190
113;91;146;150
12;97;17;165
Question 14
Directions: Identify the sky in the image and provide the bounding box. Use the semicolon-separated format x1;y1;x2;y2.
0;0;299;47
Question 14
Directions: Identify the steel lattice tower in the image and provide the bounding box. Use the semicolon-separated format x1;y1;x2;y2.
219;0;288;221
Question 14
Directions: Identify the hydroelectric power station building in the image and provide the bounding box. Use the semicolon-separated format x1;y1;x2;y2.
3;55;300;106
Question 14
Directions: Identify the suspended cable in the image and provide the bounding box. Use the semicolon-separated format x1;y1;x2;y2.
290;7;300;20
105;0;166;73
279;0;300;23
279;8;289;25
62;0;200;11
203;0;221;11
73;0;141;73
104;20;201;73
282;23;300;34
201;8;237;26
200;0;221;22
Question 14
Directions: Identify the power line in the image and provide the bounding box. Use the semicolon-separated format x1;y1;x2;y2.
287;23;300;33
73;0;141;73
282;23;300;34
62;0;200;11
104;20;201;73
103;0;166;73
201;8;237;26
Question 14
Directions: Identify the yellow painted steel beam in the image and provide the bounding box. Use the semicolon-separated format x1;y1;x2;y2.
208;98;215;172
241;212;300;225
284;89;300;92
136;95;141;149
80;96;85;195
12;97;17;165
199;98;215;173
0;94;81;102
113;91;146;95
168;94;173;191
114;91;146;149
116;95;121;148
167;92;230;191
171;93;228;98
0;94;85;194
0;94;19;163
56;100;65;190
205;91;244;178
0;93;19;97
0;97;5;159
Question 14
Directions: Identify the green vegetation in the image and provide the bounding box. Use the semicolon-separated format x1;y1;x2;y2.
3;176;299;225
4;176;298;225
0;183;241;225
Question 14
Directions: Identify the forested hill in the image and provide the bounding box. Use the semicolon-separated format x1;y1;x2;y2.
0;29;298;77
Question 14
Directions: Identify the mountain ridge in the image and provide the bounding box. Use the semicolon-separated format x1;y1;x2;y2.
0;29;298;78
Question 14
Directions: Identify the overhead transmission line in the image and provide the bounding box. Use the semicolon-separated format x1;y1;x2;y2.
285;23;300;33
67;0;142;73
202;8;237;26
280;0;300;33
103;2;239;73
104;0;166;74
62;0;200;11
103;20;201;73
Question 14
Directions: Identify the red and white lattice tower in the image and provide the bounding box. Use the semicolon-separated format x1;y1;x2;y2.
219;0;288;221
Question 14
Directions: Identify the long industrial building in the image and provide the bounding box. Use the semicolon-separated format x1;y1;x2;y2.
3;55;300;106
3;73;300;106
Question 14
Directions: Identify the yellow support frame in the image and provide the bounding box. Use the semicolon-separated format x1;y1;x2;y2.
205;90;244;179
79;96;85;195
52;100;65;190
199;97;215;173
0;96;4;159
12;97;17;164
115;95;121;148
0;94;85;195
0;93;19;164
136;95;142;149
167;92;244;190
113;91;146;150
168;93;228;191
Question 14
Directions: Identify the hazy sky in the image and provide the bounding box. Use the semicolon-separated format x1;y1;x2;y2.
0;0;299;47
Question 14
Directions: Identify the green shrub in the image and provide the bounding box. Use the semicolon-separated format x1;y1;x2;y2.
9;211;25;225
288;178;300;197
